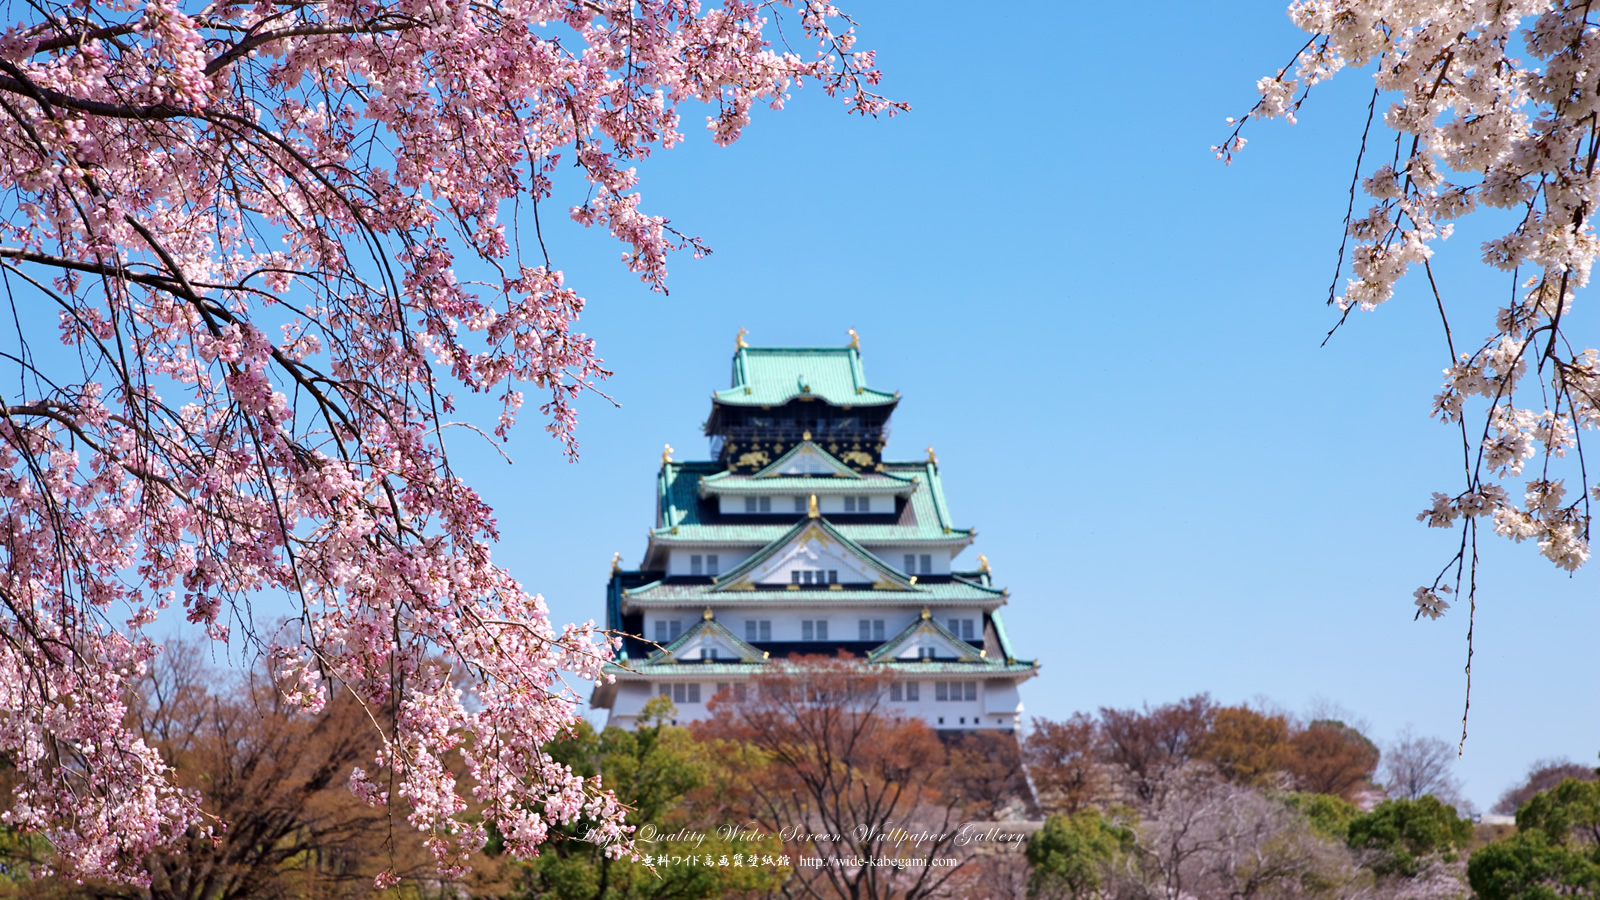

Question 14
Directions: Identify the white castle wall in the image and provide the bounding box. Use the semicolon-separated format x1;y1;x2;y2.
606;675;1022;731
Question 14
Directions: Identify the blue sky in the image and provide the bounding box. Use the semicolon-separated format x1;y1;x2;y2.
434;0;1600;811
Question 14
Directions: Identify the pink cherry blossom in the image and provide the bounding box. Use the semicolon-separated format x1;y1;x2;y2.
0;0;901;885
1230;0;1600;740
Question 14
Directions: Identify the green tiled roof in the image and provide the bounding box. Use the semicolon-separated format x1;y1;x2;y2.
605;658;1038;677
646;616;766;664
869;613;985;664
622;578;1004;605
988;609;1021;661
713;346;897;408
607;660;769;676
711;516;916;592
656;460;972;544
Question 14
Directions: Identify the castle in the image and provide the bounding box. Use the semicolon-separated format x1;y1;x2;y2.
590;333;1036;730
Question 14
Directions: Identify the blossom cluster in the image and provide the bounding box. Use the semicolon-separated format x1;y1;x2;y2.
0;0;897;886
1228;1;1600;606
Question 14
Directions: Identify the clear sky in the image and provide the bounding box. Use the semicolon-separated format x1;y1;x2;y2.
429;0;1600;813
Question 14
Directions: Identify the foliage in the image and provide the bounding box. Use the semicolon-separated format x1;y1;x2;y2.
505;697;782;900
1282;792;1363;843
1096;694;1215;807
1024;810;1132;900
1347;796;1473;879
1120;779;1364;900
1200;705;1292;788
2;643;463;899
1514;777;1600;845
0;0;899;884
1467;776;1600;900
1024;713;1105;816
1467;832;1600;900
694;656;970;900
1020;702;1478;899
1495;760;1599;815
1283;720;1381;802
946;730;1031;820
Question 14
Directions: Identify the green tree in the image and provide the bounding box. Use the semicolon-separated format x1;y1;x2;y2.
1346;796;1472;879
504;697;783;900
1280;792;1362;843
1024;809;1133;900
1469;778;1600;900
1517;778;1600;846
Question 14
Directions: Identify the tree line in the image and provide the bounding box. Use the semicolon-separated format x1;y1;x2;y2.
2;654;1594;899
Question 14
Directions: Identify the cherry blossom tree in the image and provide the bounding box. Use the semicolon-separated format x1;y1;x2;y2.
0;0;900;885
1223;1;1600;736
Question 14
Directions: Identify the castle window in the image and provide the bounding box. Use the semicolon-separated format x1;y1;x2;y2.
745;620;771;642
653;619;682;642
890;682;902;701
690;554;702;575
906;682;919;701
759;496;771;513
947;618;975;640
670;683;701;704
859;619;885;641
919;554;932;574
801;620;828;641
903;554;915;575
859;496;871;512
845;496;856;512
707;555;719;576
745;497;757;513
935;681;977;702
794;496;806;513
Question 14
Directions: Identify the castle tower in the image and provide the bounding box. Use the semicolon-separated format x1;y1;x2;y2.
589;335;1037;730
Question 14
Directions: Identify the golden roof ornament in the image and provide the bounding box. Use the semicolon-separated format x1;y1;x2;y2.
807;493;819;518
610;552;621;574
926;446;938;466
661;443;674;465
802;429;812;441
703;607;714;620
977;553;990;573
736;327;749;349
920;606;931;620
848;327;860;350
